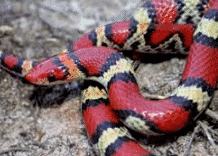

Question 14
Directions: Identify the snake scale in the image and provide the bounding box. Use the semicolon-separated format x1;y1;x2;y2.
0;0;218;155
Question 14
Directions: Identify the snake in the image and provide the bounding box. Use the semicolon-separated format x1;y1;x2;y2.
0;0;218;155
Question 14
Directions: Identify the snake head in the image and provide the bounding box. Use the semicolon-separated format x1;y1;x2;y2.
24;52;82;86
24;56;69;86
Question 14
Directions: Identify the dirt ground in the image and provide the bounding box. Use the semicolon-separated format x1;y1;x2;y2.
0;0;218;156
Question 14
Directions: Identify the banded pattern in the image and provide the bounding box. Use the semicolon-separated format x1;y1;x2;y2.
81;80;154;156
70;0;197;54
0;50;38;77
0;0;217;156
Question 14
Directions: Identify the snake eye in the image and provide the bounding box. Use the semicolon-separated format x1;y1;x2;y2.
62;67;69;76
47;68;67;83
48;73;56;82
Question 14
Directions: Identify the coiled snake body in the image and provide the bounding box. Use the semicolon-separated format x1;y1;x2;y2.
0;0;218;155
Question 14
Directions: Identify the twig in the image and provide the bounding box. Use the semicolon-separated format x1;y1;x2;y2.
182;124;201;156
142;93;166;100
205;109;218;121
198;121;218;154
